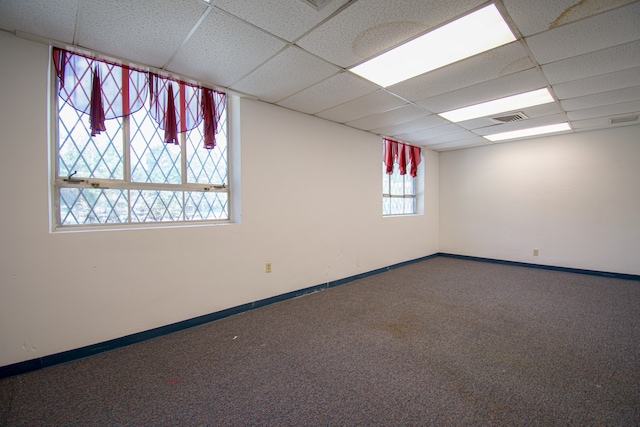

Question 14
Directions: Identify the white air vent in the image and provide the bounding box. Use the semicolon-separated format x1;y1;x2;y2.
610;115;639;124
490;112;529;124
300;0;333;11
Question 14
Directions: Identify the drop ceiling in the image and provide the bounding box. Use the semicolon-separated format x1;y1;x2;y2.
1;0;638;151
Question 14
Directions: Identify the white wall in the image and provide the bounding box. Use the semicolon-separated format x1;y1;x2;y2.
440;126;640;275
0;32;439;367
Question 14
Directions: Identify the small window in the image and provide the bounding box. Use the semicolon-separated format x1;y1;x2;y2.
382;163;417;215
382;138;421;216
52;49;229;228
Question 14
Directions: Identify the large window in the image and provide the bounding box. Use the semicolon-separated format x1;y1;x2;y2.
382;138;421;216
53;49;229;228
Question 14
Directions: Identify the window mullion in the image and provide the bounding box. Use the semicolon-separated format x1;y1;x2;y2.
180;83;187;221
181;133;188;185
52;59;62;228
181;132;187;221
123;114;132;223
123;116;131;183
403;175;407;214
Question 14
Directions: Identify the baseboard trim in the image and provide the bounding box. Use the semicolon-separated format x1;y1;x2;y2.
436;253;640;281
3;252;636;379
0;253;439;380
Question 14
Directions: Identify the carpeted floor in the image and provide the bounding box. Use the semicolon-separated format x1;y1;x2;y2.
1;257;639;426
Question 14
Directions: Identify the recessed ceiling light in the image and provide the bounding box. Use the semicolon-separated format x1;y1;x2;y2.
439;88;555;123
350;4;516;87
484;122;572;142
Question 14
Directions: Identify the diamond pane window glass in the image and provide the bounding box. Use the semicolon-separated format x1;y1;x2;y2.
390;168;406;196
130;106;182;184
130;190;184;223
382;150;418;216
185;192;228;220
53;50;230;228
404;197;415;214
186;108;228;185
390;197;404;214
382;196;391;216
404;175;414;194
60;188;128;225
58;101;124;180
382;165;390;193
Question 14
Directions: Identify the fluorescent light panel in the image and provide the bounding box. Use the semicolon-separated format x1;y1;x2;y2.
350;4;516;87
484;123;572;142
439;88;555;122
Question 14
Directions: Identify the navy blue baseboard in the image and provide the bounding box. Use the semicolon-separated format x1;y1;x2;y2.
437;253;640;282
0;253;439;380
1;252;637;380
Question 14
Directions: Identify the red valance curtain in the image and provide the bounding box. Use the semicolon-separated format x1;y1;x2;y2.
53;48;226;149
384;138;422;177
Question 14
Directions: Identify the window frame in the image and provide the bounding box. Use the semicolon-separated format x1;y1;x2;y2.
382;163;418;216
49;50;232;231
382;144;423;217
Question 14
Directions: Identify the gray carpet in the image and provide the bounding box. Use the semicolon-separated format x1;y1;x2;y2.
1;257;639;426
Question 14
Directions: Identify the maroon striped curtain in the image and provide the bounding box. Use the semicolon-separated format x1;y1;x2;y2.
53;48;226;149
383;138;422;177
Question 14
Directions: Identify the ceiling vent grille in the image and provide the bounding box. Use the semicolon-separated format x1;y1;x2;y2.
300;0;333;11
490;112;529;124
610;115;639;124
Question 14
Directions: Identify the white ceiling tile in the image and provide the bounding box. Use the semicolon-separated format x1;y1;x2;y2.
425;137;490;151
345;104;429;131
277;72;379;114
522;102;565;118
503;0;579;37
315;90;408;123
552;67;640;99
525;2;640;65
566;100;640;121
541;40;640;84
454;102;564;130
472;113;569;136
77;0;208;68
412;129;480;145
388;42;534;102
0;0;77;43
231;46;339;103
561;86;640;111
167;10;287;87
297;0;486;67
416;68;548;113
215;0;350;42
503;0;637;37
372;114;449;137
3;0;638;145
396;123;468;142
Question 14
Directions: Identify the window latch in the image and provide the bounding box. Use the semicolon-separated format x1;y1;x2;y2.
203;184;226;192
64;171;85;184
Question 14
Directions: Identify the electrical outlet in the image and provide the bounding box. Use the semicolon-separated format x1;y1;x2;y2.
533;249;539;256
265;262;271;273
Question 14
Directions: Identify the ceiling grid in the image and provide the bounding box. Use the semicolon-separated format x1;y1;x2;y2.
0;0;638;150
